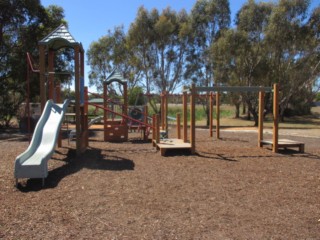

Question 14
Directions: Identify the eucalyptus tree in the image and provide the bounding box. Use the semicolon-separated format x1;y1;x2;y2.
87;26;122;92
0;0;66;127
152;7;190;93
127;7;158;95
186;0;230;85
186;0;230;125
128;6;190;94
212;0;272;125
265;0;320;119
127;6;191;112
87;25;142;98
235;0;272;124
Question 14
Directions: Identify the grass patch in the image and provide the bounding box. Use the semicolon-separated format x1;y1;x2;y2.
87;103;320;129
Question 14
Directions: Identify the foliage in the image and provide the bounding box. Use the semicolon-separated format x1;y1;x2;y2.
186;0;231;125
0;1;66;127
212;0;320;124
127;7;191;94
128;86;145;106
186;0;230;86
265;0;320;120
2;0;319;129
87;26;141;93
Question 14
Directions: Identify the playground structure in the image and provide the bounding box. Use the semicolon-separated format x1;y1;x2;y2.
37;24;88;154
15;99;70;186
101;72;150;142
15;24;305;186
153;83;305;156
16;25;155;185
83;71;151;142
15;25;88;185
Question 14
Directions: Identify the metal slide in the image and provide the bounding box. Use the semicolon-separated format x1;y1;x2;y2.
14;99;70;186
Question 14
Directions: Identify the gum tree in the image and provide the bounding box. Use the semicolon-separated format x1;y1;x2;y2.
265;0;320;119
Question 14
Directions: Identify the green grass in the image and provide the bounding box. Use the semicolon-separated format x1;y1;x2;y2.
148;104;233;122
87;103;320;129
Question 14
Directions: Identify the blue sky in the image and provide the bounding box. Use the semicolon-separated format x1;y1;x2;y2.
40;0;319;91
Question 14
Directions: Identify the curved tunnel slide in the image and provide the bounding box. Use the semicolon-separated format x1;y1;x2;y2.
14;99;70;186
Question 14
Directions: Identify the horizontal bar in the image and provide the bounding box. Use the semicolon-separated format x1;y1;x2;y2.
195;86;273;93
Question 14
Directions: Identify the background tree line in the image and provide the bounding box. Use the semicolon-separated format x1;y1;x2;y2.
0;0;68;127
87;0;319;125
1;0;319;128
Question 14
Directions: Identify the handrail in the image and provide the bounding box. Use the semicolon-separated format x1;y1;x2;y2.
88;103;154;129
88;91;124;107
26;52;40;73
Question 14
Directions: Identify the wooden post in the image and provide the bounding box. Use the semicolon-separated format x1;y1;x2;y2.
183;91;188;143
209;92;213;138
273;83;279;153
84;86;89;147
176;113;181;139
216;92;220;139
74;45;81;155
48;50;54;101
161;92;165;130
156;114;160;144
258;91;265;147
39;45;46;111
103;82;108;141
84;87;88;115
165;91;168;134
144;105;148;141
123;81;128;124
123;81;128;141
152;114;156;146
190;83;196;154
56;84;62;147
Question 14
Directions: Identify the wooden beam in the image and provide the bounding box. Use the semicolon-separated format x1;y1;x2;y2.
209;92;213;138
183;91;188;143
156;114;160;144
216;92;220;139
165;91;168;134
84;86;89;148
273;83;279;153
74;45;81;155
48;50;54;101
196;86;273;93
144;105;148;141
190;83;196;154
176;113;181;139
103;82;108;142
39;45;46;111
161;92;165;130
258;91;265;147
122;80;128;143
152;114;156;146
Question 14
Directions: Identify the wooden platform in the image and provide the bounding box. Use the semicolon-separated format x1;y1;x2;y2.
154;138;192;156
261;139;305;153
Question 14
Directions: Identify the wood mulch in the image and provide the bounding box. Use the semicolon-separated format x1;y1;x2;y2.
0;128;319;239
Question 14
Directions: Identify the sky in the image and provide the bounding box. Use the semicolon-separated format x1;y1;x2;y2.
40;0;319;91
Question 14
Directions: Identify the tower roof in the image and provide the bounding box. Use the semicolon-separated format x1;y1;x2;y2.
105;69;127;85
39;24;82;50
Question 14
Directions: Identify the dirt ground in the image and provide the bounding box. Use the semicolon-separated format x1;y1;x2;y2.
0;127;319;239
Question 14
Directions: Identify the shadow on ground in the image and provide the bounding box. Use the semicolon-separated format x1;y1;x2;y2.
17;147;135;192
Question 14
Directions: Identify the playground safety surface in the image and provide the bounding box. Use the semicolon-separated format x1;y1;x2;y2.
1;128;319;239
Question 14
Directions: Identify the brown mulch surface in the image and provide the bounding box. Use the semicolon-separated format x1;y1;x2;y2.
1;128;319;239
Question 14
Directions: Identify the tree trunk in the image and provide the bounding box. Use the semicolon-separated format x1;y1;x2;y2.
235;103;240;118
242;103;246;115
247;110;251;120
206;106;210;127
